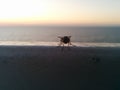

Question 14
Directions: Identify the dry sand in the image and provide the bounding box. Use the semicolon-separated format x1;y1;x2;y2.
0;46;120;90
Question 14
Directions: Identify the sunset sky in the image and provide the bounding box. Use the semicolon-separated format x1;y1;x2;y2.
0;0;120;26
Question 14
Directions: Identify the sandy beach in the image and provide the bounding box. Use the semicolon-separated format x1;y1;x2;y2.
0;46;120;90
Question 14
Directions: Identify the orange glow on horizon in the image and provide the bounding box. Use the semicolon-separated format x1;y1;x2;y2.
0;0;120;26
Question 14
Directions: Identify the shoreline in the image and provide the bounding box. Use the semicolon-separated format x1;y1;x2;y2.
1;41;120;47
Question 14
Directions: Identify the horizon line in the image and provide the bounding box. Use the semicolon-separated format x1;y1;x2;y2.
0;24;120;27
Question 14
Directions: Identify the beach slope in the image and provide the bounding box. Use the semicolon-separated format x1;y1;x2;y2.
0;46;120;90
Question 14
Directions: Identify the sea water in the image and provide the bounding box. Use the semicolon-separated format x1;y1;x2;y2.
0;25;120;47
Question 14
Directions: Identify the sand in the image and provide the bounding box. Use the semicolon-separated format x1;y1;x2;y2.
0;46;120;90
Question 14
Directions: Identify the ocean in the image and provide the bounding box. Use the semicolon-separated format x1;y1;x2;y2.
0;25;120;47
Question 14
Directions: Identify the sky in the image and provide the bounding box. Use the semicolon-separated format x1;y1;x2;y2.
0;0;120;26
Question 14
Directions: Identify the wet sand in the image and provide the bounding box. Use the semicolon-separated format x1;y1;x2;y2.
0;46;120;90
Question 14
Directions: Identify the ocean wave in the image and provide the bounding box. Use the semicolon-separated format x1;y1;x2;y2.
0;41;120;47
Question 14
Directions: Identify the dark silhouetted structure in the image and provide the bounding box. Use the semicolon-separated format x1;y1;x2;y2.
58;36;72;51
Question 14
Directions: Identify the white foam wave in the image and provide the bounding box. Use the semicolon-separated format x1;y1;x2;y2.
0;41;120;47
